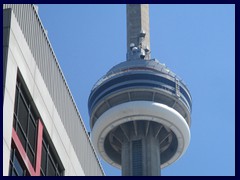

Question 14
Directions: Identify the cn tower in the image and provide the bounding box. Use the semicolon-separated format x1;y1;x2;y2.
88;4;192;176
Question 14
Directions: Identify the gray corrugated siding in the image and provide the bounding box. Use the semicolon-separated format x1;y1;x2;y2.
3;4;104;176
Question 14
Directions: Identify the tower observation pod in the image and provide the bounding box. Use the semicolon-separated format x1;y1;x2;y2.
88;4;192;176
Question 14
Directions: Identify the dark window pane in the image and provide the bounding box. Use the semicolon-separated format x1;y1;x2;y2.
30;109;38;122
13;116;17;130
9;149;14;176
47;158;56;176
14;87;19;115
41;144;47;173
40;169;45;176
40;134;64;176
8;165;12;176
28;116;36;152
18;95;28;134
12;170;17;176
27;146;35;167
17;127;26;150
13;154;24;176
56;170;60;176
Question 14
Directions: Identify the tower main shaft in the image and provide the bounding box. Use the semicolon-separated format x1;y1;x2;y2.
123;6;160;174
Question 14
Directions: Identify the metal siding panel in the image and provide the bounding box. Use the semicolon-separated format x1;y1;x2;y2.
34;23;38;67
65;95;69;133
51;53;55;96
28;10;33;53
59;79;63;121
37;26;42;73
31;8;34;52
14;5;18;19
29;10;33;62
51;57;57;105
22;5;27;39
22;5;26;42
37;27;42;70
56;68;61;109
49;49;53;98
63;84;68;127
86;143;90;175
52;58;56;103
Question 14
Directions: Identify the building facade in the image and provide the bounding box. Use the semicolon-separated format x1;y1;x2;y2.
3;4;104;176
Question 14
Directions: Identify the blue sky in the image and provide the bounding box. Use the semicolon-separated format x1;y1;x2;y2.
38;4;235;176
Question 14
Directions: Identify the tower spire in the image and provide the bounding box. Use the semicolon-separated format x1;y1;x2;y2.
127;4;151;60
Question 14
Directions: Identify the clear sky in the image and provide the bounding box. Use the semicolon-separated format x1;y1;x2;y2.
38;4;235;176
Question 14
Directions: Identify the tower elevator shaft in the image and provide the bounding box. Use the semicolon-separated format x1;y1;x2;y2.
121;126;161;176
